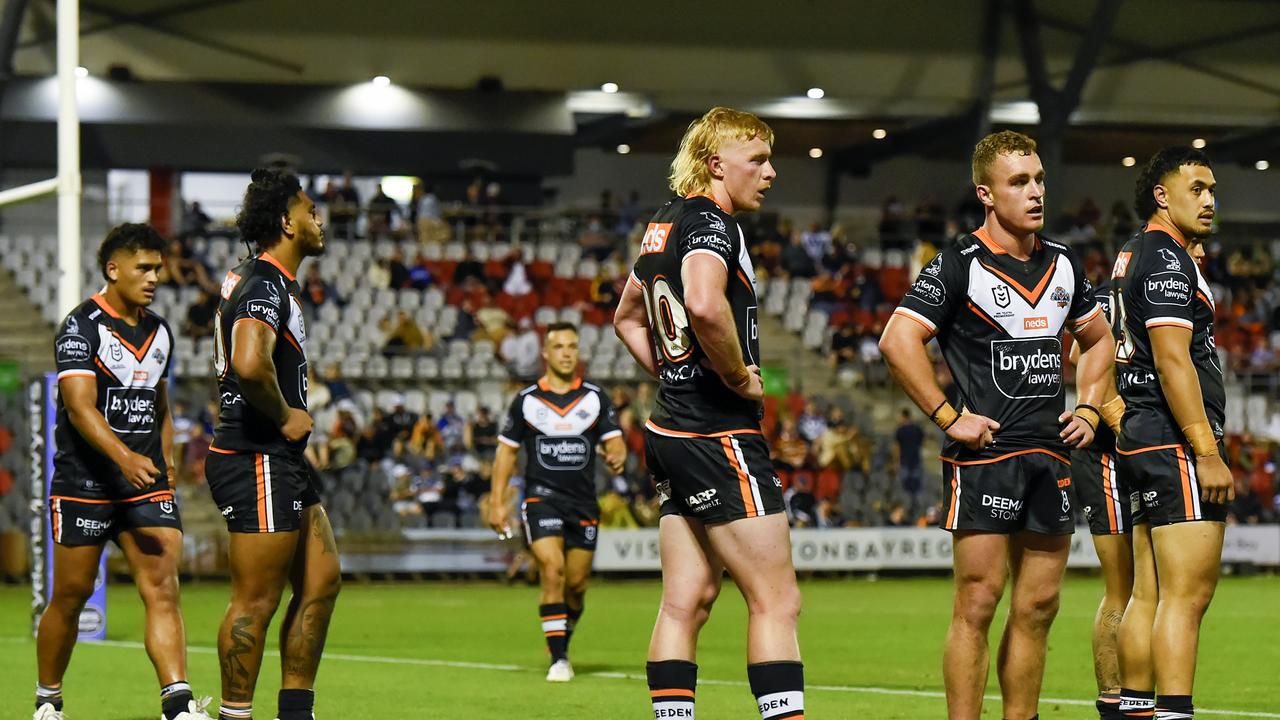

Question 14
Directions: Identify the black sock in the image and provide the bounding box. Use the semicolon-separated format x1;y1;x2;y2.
539;603;568;662
1155;695;1193;719
747;661;804;720
566;604;584;648
161;681;194;720
648;660;696;719
278;688;315;720
1120;689;1155;718
35;683;63;711
1098;692;1124;720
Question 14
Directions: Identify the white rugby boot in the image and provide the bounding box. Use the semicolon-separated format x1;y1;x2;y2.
546;658;575;682
33;704;64;720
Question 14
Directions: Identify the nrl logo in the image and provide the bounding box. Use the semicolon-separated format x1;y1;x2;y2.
992;284;1011;308
1051;286;1070;308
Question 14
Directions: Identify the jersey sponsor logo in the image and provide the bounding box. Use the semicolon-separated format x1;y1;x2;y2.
1023;316;1049;331
640;222;673;255
536;435;590;471
1057;476;1071;488
1144;272;1192;306
246;300;280;327
220;271;241;300
105;386;157;434
909;274;946;307
983;493;1024;521
1051;286;1069;308
990;337;1063;399
961;243;980;255
746;306;759;364
1112;251;1133;279
992;284;1011;308
133;370;150;383
686;232;732;256
660;362;705;384
1159;247;1182;270
56;334;92;364
700;211;727;232
537;517;564;530
78;607;104;635
686;489;718;507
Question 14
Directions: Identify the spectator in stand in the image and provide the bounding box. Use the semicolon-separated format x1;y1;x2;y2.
797;400;828;443
366;183;401;240
786;471;817;527
503;258;533;296
616;190;642;236
579;214;614;261
380;393;419;441
829;324;859;369
356;407;388;462
879;194;908;249
914;194;946;244
500;317;542;380
591;267;620;309
183;287;219;339
367;256;391;289
301;264;340;313
600;482;640;528
318;407;360;470
815;409;852;471
389;463;423;520
179;200;212;240
800;222;832;264
387;248;412;289
330;171;361;240
773;418;810;473
471;407;499;460
474;296;512;344
409;413;443;461
437;401;469;453
454;250;486;288
893;408;925;511
407;253;435;289
160;238;214;290
780;232;817;278
321;362;352;403
380;310;433;356
1106;200;1133;246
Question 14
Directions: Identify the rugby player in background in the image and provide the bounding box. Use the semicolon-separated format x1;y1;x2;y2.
881;131;1115;720
487;322;625;682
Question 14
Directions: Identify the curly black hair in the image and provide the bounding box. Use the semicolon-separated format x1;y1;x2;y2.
97;223;166;280
1134;146;1212;220
236;167;302;252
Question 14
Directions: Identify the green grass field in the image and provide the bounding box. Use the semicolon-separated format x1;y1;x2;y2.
2;575;1277;719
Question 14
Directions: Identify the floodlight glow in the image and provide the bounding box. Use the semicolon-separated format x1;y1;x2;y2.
809;148;824;159
617;144;631;155
872;128;887;139
807;87;825;99
1122;156;1136;167
1257;160;1271;171
372;75;391;87
1192;138;1206;149
601;82;619;93
75;66;89;78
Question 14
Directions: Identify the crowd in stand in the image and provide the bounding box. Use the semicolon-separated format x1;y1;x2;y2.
150;178;1280;531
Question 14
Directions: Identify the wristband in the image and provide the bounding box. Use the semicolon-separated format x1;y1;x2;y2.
1073;404;1100;432
930;400;959;431
1100;396;1126;435
1181;421;1219;458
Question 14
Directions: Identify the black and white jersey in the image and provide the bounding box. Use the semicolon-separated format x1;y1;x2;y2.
53;294;173;498
211;252;310;456
498;378;621;508
1111;223;1224;449
629;195;762;436
1084;279;1117;452
893;228;1100;459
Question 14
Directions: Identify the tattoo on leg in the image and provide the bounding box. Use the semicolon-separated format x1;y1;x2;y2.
282;596;336;681
312;517;338;556
221;616;258;700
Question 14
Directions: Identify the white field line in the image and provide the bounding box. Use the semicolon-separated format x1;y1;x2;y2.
8;637;1276;718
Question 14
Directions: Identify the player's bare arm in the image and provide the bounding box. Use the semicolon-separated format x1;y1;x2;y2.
681;253;761;400
879;314;999;451
487;442;518;537
1061;315;1115;448
230;318;311;442
613;276;658;378
1150;325;1233;504
602;435;626;475
1068;339;1126;436
59;374;159;489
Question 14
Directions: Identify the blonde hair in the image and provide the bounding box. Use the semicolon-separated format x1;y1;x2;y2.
669;107;775;196
971;130;1038;186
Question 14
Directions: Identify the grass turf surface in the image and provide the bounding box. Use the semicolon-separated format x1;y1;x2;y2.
1;575;1277;719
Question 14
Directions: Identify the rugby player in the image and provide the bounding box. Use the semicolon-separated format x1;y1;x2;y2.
38;223;210;720
205;168;340;720
615;107;804;720
880;130;1116;720
1112;147;1230;720
487;322;626;682
1068;281;1136;720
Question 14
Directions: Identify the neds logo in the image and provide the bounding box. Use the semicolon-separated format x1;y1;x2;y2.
1023;316;1049;331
